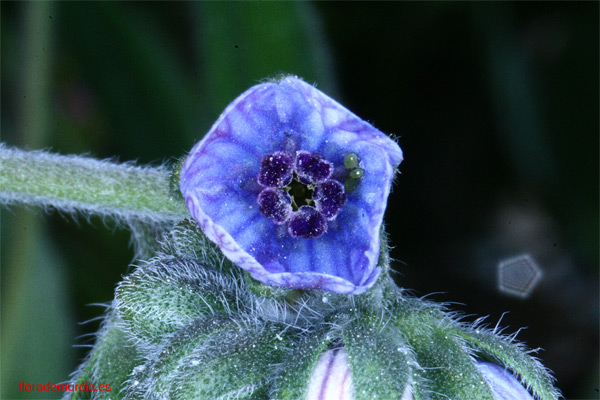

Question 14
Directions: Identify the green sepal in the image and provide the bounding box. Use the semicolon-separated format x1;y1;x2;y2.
412;329;494;400
127;317;288;399
115;256;240;344
451;325;560;400
342;313;412;400
67;313;142;400
272;327;336;399
244;271;296;300
396;310;495;400
168;156;185;203
161;219;239;276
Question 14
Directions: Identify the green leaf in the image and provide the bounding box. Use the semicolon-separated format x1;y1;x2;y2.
192;2;338;126
1;211;75;400
58;2;198;159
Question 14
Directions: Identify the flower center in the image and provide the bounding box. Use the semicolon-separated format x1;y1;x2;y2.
288;176;314;210
256;151;348;239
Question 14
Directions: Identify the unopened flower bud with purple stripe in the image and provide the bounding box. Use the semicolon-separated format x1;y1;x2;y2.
478;361;537;400
306;348;353;400
307;348;535;400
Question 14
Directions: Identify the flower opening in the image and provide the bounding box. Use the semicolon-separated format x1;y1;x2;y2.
256;150;346;239
180;76;403;294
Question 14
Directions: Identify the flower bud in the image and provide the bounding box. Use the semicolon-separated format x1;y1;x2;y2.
65;201;559;400
306;348;534;400
478;361;536;400
307;348;353;400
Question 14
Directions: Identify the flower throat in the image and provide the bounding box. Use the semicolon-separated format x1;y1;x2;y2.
256;150;352;239
288;175;314;210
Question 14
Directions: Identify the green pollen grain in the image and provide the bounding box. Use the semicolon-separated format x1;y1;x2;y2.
344;153;359;169
349;168;364;179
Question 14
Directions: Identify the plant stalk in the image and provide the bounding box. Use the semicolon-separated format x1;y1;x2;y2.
0;145;188;223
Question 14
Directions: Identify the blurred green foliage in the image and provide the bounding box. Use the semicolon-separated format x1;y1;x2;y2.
1;2;597;399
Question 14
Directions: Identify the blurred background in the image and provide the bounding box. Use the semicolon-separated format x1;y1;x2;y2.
1;2;597;399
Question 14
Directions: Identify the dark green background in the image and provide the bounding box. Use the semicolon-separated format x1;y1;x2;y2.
1;2;597;399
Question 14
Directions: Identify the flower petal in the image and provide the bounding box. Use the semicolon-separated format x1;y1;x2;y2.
181;76;402;294
306;347;413;400
307;348;353;400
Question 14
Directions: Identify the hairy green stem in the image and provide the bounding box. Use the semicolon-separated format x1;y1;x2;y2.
0;144;188;223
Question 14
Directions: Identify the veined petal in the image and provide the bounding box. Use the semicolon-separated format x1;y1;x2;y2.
181;76;403;294
306;347;413;400
307;348;353;400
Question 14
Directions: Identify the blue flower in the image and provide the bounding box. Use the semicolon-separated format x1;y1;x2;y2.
180;76;402;294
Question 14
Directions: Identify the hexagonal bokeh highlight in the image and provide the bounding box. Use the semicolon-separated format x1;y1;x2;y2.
497;254;543;298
